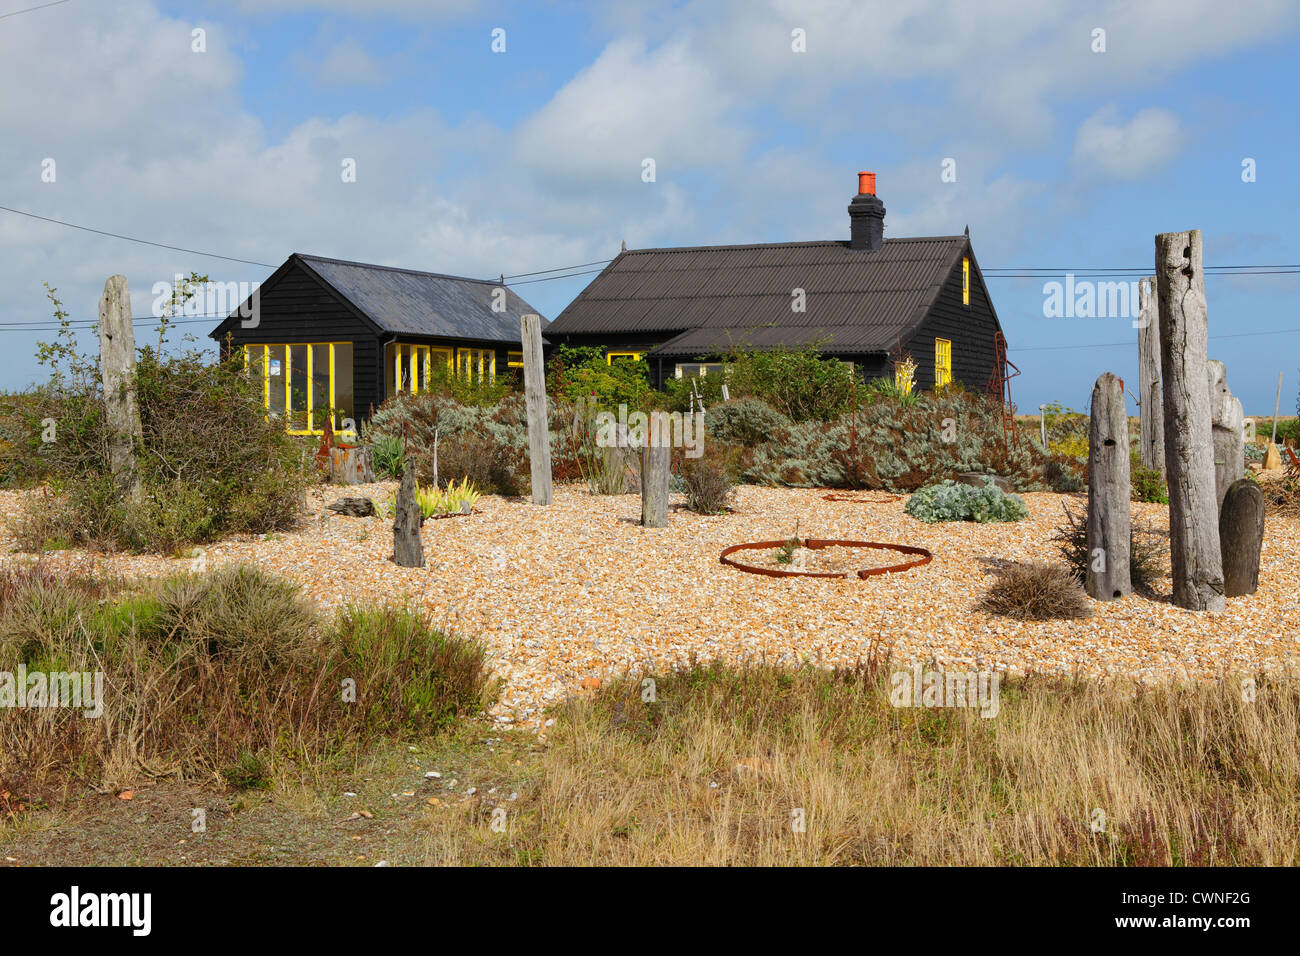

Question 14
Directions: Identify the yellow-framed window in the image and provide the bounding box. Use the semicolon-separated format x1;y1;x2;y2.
962;257;970;306
387;343;453;396
456;347;495;384
607;351;643;364
507;351;523;368
934;337;952;390
244;342;354;436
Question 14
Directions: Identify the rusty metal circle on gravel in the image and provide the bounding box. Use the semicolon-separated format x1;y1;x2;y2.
821;492;902;504
719;538;933;579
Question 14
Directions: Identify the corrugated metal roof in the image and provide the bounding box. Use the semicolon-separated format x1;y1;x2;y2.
297;254;547;343
546;237;966;355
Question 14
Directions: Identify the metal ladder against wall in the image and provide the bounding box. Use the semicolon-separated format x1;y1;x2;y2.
986;331;1020;452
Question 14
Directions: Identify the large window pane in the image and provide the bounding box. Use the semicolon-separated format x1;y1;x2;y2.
267;345;285;418
289;344;309;431
311;344;330;431
333;343;354;432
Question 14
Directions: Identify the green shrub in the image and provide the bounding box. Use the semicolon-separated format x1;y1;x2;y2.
704;398;792;446
1044;458;1084;493
1131;465;1169;504
0;565;497;795
16;337;312;553
371;434;405;479
905;479;1029;523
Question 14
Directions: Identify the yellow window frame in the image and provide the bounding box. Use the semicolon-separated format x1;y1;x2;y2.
245;342;354;437
934;337;952;389
962;257;970;306
456;347;496;384
607;351;643;364
507;350;523;368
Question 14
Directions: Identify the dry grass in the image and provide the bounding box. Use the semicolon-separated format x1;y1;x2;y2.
419;661;1300;865
977;561;1092;620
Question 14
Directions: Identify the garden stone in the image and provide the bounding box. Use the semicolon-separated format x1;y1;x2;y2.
326;497;375;518
1219;479;1265;598
955;473;1013;494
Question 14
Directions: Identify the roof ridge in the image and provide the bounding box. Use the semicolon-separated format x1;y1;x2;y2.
296;252;498;285
621;236;967;254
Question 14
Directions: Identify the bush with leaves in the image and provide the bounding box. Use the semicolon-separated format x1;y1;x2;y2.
905;479;1029;523
14;293;312;553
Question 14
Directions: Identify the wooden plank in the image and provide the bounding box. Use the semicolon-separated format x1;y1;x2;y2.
1086;373;1131;600
393;459;424;567
520;313;552;505
1156;229;1225;611
97;275;142;502
1219;479;1265;597
1137;276;1165;479
640;439;670;528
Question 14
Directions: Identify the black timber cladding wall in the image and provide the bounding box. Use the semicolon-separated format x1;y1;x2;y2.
215;262;383;415
902;250;1001;393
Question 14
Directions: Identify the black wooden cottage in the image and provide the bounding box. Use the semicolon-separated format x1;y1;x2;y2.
543;172;1007;392
210;253;546;435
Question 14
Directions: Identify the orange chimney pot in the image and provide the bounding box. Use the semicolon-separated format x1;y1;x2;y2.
858;171;876;195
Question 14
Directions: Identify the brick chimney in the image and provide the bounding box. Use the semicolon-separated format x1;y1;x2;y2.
848;170;885;252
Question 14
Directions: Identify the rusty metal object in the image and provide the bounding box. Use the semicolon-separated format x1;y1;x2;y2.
719;538;932;579
821;492;901;504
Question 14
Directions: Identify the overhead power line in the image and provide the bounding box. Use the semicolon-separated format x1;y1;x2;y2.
0;0;71;21
0;204;276;267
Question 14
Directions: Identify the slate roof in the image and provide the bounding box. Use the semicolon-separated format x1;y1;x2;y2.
545;237;967;356
213;253;547;344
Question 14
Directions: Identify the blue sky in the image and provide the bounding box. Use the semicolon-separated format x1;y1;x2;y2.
1;0;1297;414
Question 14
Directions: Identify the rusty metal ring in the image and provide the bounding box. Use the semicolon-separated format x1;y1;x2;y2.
821;493;902;504
719;538;933;579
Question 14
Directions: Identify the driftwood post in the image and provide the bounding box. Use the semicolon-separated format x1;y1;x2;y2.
97;275;143;502
1156;229;1225;611
1086;373;1131;600
520;313;552;505
1136;276;1165;479
1219;479;1265;598
393;458;424;567
329;445;374;484
1207;360;1245;510
640;415;670;527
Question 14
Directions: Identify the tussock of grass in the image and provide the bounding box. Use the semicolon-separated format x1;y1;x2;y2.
422;661;1300;866
0;565;495;801
977;561;1092;620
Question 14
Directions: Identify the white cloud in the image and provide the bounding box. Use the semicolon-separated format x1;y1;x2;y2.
513;38;747;190
300;37;386;87
1070;106;1186;181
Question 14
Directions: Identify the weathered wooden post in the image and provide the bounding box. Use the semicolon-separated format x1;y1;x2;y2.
520;313;552;505
1086;373;1131;600
1136;276;1165;479
393;457;424;567
1156;229;1225;611
640;413;670;528
97;275;143;502
1207;360;1245;510
1219;479;1265;597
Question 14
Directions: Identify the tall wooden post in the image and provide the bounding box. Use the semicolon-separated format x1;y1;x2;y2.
1136;276;1164;479
520;313;552;505
1207;360;1244;510
97;275;143;502
1086;373;1131;600
640;440;670;528
1156;229;1225;611
393;457;424;567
